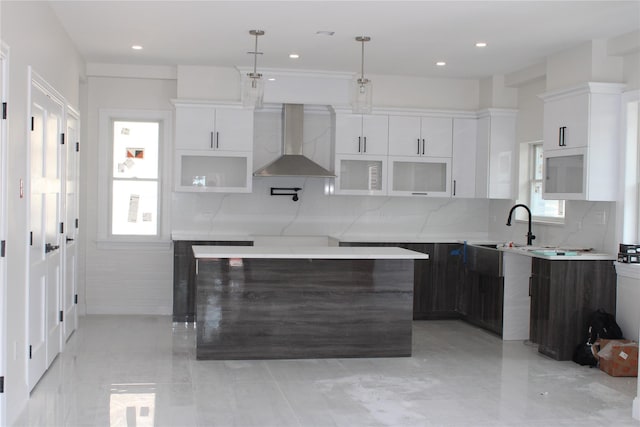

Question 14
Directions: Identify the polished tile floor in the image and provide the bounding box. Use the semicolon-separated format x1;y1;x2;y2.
13;316;639;427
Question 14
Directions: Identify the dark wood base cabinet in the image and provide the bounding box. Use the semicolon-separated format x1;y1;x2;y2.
173;240;252;322
196;258;414;359
529;258;616;361
461;271;504;336
340;242;463;320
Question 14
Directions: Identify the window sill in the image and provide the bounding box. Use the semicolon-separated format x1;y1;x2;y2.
96;239;172;251
514;217;565;226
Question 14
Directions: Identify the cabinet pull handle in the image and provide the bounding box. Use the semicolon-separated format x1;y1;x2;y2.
453;179;457;196
558;126;567;147
529;276;532;297
358;136;362;153
210;132;214;149
561;127;566;146
363;136;367;153
417;139;421;155
422;139;425;155
216;131;219;149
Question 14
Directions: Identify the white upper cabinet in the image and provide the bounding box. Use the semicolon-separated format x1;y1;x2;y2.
175;103;253;152
388;156;451;197
451;118;478;198
334;113;389;155
475;110;517;199
542;92;589;151
388;115;452;157
173;101;254;193
540;83;624;201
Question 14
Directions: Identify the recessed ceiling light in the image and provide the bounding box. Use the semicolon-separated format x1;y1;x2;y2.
289;53;300;59
436;61;446;67
316;31;335;36
131;45;143;50
475;42;487;48
268;78;276;81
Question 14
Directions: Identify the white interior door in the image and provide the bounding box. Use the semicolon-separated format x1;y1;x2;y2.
62;110;79;344
28;78;63;390
0;44;9;425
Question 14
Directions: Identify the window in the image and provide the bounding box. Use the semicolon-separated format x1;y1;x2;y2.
111;121;159;236
528;142;565;221
517;141;565;223
98;109;171;244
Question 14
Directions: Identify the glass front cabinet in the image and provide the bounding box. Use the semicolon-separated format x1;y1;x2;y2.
388;157;452;197
540;83;624;201
173;100;253;193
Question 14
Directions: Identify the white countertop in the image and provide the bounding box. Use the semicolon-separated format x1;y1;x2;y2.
193;245;429;260
497;245;615;261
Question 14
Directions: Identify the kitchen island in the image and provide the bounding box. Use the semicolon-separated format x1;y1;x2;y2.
193;246;429;360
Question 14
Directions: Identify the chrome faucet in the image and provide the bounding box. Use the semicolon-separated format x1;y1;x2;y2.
506;204;536;246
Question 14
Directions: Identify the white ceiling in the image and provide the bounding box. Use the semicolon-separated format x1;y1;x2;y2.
47;1;640;80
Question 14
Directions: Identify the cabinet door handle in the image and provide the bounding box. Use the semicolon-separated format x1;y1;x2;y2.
529;276;532;297
453;179;457;196
417;139;421;155
422;139;425;155
215;131;219;149
363;136;367;153
558;126;567;147
358;136;362;153
210;131;214;149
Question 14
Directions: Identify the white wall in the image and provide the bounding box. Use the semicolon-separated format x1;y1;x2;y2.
546;40;624;91
0;2;84;424
83;74;176;315
622;52;640;91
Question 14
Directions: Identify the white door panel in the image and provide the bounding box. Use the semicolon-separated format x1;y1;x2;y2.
62;112;79;343
28;78;64;390
1;47;8;424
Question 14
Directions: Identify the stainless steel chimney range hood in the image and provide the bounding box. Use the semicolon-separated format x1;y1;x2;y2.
253;104;336;178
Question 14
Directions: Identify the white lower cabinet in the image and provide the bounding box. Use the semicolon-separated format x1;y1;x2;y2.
388;156;451;197
175;150;252;192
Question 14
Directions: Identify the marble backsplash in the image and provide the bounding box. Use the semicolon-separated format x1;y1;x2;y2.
172;178;492;241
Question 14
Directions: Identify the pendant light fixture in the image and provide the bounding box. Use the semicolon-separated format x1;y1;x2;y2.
242;29;265;109
351;36;372;114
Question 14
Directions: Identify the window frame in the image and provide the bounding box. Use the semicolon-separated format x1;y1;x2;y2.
517;140;565;225
97;109;172;245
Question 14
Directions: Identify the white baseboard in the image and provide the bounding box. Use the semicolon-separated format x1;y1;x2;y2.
633;396;640;420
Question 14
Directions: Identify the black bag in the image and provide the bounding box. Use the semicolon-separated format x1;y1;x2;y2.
572;309;623;367
587;309;623;344
572;343;598;366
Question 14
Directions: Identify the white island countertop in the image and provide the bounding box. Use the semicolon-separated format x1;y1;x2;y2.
193;245;429;260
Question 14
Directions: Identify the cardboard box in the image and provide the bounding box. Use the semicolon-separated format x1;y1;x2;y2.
597;339;638;377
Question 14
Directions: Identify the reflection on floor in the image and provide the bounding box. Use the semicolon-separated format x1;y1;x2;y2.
13;316;639;427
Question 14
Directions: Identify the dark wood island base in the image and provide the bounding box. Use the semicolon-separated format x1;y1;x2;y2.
195;256;416;360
